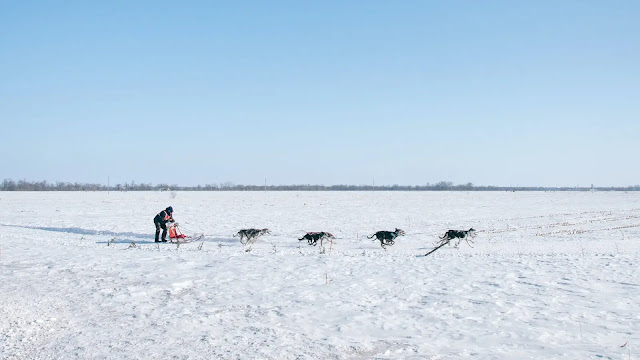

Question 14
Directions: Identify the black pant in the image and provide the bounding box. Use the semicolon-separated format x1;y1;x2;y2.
155;221;167;242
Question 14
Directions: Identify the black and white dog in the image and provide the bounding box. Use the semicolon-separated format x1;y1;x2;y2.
299;232;335;246
438;228;476;248
368;228;405;249
234;228;271;245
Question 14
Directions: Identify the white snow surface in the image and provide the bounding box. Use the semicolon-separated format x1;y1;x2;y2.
1;191;639;359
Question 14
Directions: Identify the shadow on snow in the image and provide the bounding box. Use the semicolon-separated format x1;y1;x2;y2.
1;223;149;240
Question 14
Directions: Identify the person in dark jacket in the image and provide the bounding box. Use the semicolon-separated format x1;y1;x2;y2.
154;206;174;242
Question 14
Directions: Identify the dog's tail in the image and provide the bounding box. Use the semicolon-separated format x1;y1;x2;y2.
367;234;376;239
298;236;306;241
439;233;448;240
233;232;239;237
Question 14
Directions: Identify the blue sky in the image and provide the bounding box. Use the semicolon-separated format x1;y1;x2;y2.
1;1;638;187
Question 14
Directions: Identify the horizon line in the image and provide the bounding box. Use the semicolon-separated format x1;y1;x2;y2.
2;179;639;191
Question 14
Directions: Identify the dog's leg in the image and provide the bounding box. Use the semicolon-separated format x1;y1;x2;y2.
465;237;474;248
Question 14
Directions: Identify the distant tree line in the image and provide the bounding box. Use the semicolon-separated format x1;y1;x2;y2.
2;179;639;192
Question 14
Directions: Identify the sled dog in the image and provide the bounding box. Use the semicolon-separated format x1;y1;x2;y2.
438;228;476;248
368;228;405;249
298;232;335;246
234;228;270;245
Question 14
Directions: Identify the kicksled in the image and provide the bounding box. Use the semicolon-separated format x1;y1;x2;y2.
168;223;204;243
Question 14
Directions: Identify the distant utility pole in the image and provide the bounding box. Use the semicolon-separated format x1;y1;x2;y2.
264;178;267;193
108;176;110;195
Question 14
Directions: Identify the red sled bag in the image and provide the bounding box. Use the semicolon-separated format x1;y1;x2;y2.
166;223;204;243
168;223;188;240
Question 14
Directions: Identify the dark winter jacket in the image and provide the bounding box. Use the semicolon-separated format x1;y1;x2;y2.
154;209;173;224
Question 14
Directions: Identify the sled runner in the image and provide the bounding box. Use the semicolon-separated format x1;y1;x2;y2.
168;223;203;243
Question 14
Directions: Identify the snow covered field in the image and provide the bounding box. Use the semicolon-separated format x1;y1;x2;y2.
1;191;639;359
